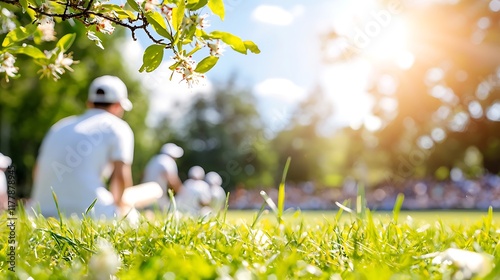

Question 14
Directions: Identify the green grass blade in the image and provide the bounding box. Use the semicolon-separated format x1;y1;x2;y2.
168;189;177;213
51;189;64;228
222;191;230;224
251;200;268;229
484;206;493;234
392;193;405;223
335;200;353;214
356;182;366;219
84;199;98;216
277;157;291;222
260;190;277;214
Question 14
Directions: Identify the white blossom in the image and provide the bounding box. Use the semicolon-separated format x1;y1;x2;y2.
197;14;210;29
38;50;78;81
87;31;104;49
95;16;115;35
0;52;19;82
37;17;56;41
161;4;175;22
1;8;16;34
173;53;206;87
182;14;210;31
89;237;121;280
144;0;159;11
55;51;76;72
207;40;226;56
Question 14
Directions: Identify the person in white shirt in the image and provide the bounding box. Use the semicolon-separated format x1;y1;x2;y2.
142;143;184;209
205;171;226;213
30;75;137;219
0;153;12;210
175;166;211;216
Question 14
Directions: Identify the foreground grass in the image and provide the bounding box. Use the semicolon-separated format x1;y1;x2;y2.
1;205;500;279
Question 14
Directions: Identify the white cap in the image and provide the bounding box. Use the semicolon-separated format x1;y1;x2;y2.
160;143;184;158
88;75;133;111
188;166;205;180
0;153;11;168
205;171;222;186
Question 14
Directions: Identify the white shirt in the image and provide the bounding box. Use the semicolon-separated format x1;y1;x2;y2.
31;109;134;218
210;184;226;212
175;179;211;216
142;154;178;194
0;171;6;194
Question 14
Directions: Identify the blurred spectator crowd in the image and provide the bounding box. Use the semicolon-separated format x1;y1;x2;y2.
228;173;500;211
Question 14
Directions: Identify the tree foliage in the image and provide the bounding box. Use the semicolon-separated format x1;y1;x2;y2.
153;79;278;190
322;0;500;183
0;0;259;85
272;87;335;185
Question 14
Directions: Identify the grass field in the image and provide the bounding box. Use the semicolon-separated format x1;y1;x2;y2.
226;209;500;226
2;203;500;279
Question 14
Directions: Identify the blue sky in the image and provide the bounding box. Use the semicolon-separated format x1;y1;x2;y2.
123;0;399;132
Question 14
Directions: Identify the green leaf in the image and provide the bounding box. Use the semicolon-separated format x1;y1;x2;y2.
19;0;29;13
56;33;76;52
210;31;246;54
194;56;219;73
195;28;209;39
126;0;140;12
244;40;260;54
26;8;37;21
172;0;185;31
101;4;137;20
146;11;174;41
2;25;37;48
168;61;180;71
208;0;225;20
187;0;208;10
8;45;46;59
185;44;202;57
139;44;164;73
182;24;197;44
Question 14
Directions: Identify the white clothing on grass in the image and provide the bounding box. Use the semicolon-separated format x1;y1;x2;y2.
205;171;226;212
210;185;226;212
30;109;134;218
175;179;211;216
0;153;11;194
142;154;178;195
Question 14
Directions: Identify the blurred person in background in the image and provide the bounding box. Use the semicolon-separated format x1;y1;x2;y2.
30;75;138;219
175;166;211;216
0;153;12;210
142;143;184;210
205;171;226;213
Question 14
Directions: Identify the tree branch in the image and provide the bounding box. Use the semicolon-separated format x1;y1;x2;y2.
1;0;172;48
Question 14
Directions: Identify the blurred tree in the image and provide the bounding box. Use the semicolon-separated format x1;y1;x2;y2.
322;0;500;183
272;87;336;185
154;79;278;191
0;17;152;198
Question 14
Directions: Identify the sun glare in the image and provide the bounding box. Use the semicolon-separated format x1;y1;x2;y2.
335;0;415;69
320;1;414;131
364;18;415;69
